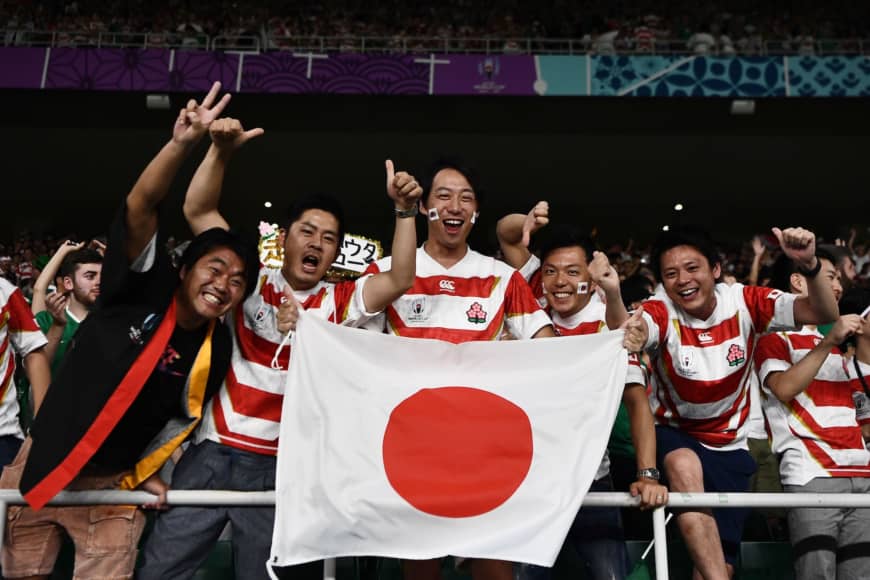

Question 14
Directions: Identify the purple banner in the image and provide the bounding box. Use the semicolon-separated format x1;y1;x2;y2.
431;54;537;95
0;47;45;88
241;53;427;94
170;50;239;92
45;48;171;90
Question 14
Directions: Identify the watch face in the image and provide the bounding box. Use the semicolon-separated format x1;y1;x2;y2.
639;468;660;480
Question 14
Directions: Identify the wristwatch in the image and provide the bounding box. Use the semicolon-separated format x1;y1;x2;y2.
394;206;419;219
637;467;661;481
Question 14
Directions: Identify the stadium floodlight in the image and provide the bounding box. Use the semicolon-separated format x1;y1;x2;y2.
730;99;756;115
264;201;273;208
674;203;684;211
145;94;171;110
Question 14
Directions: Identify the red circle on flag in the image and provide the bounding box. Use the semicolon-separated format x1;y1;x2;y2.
382;386;533;518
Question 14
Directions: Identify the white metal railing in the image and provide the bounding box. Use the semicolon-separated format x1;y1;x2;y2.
261;34;870;56
1;490;868;579
3;29;869;56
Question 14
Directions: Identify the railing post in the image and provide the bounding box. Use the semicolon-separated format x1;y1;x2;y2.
323;557;337;580
0;500;6;544
653;507;669;580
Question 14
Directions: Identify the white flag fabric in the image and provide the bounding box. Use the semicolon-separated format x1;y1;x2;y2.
268;310;629;572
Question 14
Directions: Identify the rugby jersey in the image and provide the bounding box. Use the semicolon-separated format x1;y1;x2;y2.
195;265;374;455
755;328;870;486
0;278;47;438
364;246;551;343
642;283;797;451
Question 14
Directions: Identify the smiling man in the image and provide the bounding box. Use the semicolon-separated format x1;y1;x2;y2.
364;158;555;580
495;211;667;580
137;116;422;580
4;82;259;580
635;225;839;580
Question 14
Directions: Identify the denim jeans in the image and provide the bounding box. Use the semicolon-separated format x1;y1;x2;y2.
137;440;277;580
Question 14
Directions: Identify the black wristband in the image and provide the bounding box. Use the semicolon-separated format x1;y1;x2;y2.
797;257;822;278
394;206;419;219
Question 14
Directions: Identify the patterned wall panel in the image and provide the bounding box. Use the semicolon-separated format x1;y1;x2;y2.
592;56;786;97
0;48;46;88
0;48;866;97
241;53;427;94
44;48;171;90
787;56;870;96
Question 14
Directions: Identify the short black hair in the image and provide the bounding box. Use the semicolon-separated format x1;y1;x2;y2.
421;156;484;208
621;274;655;309
538;225;597;265
768;246;837;293
818;243;854;268
58;248;103;279
286;192;346;244
180;227;260;299
650;225;720;282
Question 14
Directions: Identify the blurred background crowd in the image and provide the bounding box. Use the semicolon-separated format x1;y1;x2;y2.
2;0;869;53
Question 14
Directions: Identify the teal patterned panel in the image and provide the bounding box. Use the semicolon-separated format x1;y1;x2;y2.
592;56;786;97
787;56;870;96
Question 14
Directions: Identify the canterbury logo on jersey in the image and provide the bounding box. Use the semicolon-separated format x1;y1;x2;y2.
439;279;455;292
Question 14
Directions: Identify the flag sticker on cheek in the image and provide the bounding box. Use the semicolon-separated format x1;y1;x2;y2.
382;386;533;518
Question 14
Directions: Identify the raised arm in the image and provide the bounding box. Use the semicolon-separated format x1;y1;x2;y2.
360;160;422;312
747;235;765;286
30;240;83;314
183;117;264;235
24;348;51;416
773;226;839;325
588;250;629;329
765;315;862;403
126;82;231;261
495;201;548;270
624;382;668;509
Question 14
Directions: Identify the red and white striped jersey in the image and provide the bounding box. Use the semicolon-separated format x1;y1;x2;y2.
755;328;870;485
0;278;46;438
642;283;798;451
364;247;551;343
196;266;375;455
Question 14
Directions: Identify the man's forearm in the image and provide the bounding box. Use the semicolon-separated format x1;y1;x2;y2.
24;348;52;416
183;144;232;235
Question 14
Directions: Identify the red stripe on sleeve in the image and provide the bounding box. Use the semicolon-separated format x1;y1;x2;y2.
504;271;544;317
6;288;40;333
743;285;780;331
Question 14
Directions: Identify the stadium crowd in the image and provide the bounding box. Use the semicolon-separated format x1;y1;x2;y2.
1;0;869;53
3;224;868;302
0;84;869;580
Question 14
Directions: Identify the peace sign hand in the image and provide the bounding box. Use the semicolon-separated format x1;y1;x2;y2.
172;81;232;146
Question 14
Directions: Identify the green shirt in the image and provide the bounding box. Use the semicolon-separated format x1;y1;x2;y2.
35;309;81;373
607;402;636;458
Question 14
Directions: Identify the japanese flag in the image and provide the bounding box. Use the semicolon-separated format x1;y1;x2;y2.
268;310;628;573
